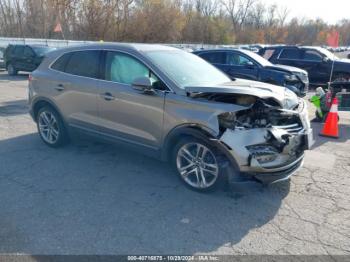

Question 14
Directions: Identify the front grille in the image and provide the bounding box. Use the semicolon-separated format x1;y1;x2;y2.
272;123;304;135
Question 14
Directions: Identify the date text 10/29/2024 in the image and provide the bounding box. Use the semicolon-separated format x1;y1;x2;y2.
127;256;219;261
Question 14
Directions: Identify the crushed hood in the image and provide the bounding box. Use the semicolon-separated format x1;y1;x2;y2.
185;79;300;110
185;79;298;107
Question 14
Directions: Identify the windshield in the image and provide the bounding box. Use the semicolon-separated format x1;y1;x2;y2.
33;47;56;57
317;47;338;60
145;50;231;89
244;50;273;66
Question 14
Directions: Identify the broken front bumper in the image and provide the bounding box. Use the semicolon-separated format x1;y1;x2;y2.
219;99;313;184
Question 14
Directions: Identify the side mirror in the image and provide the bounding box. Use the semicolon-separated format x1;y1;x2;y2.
322;57;330;63
132;77;155;93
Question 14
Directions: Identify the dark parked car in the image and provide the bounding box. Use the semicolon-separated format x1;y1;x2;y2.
4;44;55;75
259;45;350;86
0;47;5;69
193;49;309;97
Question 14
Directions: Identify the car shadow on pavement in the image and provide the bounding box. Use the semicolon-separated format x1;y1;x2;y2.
0;133;289;255
0;99;28;116
310;122;350;149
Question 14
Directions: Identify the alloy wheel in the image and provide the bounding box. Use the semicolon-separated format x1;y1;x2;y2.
38;111;60;144
176;142;219;189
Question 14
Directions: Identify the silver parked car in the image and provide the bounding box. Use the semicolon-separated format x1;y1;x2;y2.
28;44;314;192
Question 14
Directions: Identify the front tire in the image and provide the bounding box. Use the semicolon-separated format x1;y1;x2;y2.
7;64;17;76
37;106;69;148
172;137;226;192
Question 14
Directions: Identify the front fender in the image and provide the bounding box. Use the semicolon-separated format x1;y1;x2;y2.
260;69;285;85
161;124;217;161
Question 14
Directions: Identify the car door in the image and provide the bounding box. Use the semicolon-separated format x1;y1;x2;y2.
222;51;259;80
97;51;166;149
23;46;37;72
298;49;331;84
49;50;101;132
275;48;301;68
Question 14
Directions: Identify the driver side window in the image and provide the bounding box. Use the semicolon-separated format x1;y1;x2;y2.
226;53;252;66
105;51;164;90
303;50;323;62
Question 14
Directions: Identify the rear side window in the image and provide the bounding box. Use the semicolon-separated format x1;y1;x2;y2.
51;53;72;72
262;49;276;60
199;52;226;64
279;49;300;60
64;50;101;78
4;46;14;57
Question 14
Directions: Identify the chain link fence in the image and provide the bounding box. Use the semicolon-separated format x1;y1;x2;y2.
0;37;231;51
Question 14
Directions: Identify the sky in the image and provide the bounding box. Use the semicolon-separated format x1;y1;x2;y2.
262;0;349;24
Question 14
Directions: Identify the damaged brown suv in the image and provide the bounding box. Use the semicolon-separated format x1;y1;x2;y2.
28;44;314;192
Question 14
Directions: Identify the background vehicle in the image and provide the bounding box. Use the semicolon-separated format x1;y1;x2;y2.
0;47;5;69
29;44;312;192
4;44;55;75
194;49;309;97
259;45;350;86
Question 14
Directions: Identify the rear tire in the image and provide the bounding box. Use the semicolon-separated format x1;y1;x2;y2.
171;136;227;192
7;63;17;76
36;106;69;148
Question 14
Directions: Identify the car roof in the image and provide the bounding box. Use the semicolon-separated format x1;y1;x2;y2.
6;44;56;51
51;43;177;53
193;48;256;56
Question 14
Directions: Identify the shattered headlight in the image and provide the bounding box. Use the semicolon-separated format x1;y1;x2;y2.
283;88;299;110
247;145;279;164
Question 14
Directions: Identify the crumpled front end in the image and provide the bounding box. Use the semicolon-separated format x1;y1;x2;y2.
217;98;314;184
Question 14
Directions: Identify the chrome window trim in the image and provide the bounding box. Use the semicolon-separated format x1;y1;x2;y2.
48;48;174;93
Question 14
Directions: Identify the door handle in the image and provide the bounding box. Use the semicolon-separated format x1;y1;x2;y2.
102;92;115;101
55;84;65;91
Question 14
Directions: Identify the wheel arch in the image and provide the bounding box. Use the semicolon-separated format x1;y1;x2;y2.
161;124;218;162
31;97;65;123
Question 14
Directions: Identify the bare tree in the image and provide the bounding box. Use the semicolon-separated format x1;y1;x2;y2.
277;5;289;27
0;0;349;46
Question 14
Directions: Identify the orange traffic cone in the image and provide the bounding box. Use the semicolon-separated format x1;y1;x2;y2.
320;97;339;138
